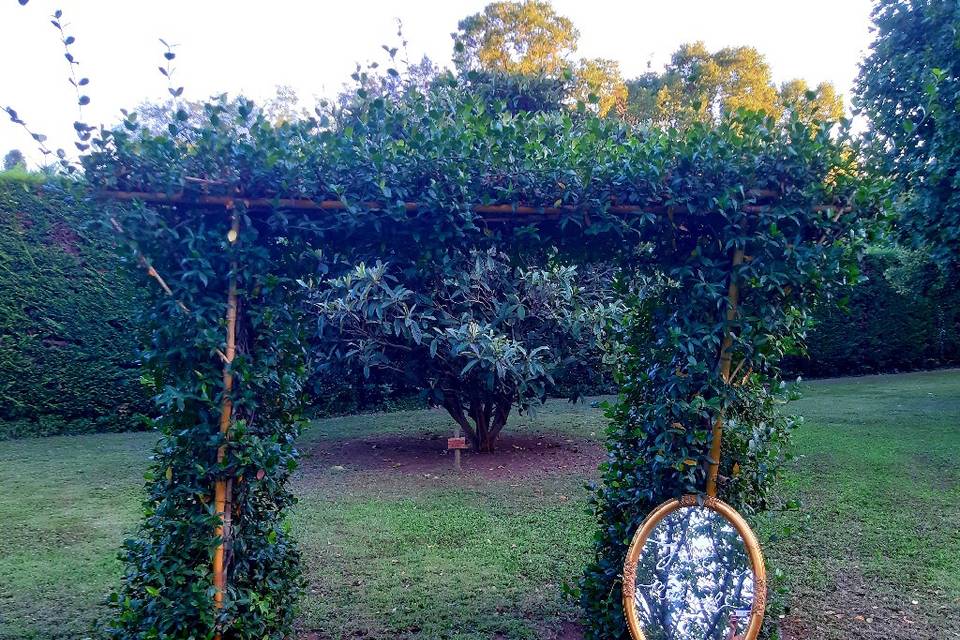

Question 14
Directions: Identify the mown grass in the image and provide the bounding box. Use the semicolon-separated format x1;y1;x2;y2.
0;432;151;639
766;370;960;639
0;371;957;639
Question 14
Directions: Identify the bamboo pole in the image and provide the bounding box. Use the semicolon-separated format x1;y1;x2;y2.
97;189;846;220
109;217;190;314
212;205;240;627
705;247;745;498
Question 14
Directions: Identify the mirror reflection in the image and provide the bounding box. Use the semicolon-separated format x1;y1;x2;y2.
631;505;755;640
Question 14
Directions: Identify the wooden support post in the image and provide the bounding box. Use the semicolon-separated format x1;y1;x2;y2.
447;432;469;471
453;425;462;472
705;248;744;498
212;206;240;629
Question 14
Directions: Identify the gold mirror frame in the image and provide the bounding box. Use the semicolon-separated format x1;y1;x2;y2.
622;495;767;640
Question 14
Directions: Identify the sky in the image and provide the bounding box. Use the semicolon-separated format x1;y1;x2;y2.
0;1;876;167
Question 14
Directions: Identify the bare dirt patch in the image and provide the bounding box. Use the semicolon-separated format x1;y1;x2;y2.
555;620;585;640
779;566;952;640
298;431;604;481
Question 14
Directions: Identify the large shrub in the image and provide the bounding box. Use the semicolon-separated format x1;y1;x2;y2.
313;248;621;452
0;173;147;439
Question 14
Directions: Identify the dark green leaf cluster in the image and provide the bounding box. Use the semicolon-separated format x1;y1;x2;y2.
312;248;621;452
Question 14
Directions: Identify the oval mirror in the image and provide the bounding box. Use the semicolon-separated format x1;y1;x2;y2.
622;495;766;640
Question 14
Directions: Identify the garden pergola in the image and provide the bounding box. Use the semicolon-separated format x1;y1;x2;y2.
88;97;870;639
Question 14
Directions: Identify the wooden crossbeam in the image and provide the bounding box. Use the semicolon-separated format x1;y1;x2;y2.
97;188;850;221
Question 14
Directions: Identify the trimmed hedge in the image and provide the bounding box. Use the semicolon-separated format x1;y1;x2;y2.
308;367;425;417
0;173;148;439
785;248;960;377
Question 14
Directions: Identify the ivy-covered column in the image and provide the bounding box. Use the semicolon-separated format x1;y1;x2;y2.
101;197;315;639
578;115;877;639
211;204;240;620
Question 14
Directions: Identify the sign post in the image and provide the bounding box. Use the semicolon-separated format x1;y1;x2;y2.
447;428;468;471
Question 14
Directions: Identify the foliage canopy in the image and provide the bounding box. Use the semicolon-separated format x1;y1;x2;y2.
452;0;579;77
452;0;626;116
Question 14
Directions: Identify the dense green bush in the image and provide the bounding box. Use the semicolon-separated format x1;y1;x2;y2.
856;0;960;275
0;173;147;439
786;248;960;377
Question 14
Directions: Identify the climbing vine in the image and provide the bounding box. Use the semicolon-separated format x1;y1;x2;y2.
575;117;878;637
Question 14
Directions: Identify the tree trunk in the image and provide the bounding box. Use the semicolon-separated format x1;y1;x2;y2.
440;388;513;454
483;396;512;453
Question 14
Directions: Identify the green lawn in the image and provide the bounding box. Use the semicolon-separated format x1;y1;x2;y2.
766;370;960;640
0;370;957;639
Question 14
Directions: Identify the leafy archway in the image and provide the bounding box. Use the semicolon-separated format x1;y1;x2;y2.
83;83;875;639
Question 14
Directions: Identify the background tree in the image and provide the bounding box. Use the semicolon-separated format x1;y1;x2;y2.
624;71;665;125
779;79;844;125
313;249;621;453
452;0;578;77
625;42;844;129
856;0;960;273
453;1;626;116
628;42;780;128
3;148;25;170
572;58;628;117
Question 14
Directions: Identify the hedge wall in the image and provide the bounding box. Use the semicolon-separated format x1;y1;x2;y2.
785;248;960;377
0;173;148;439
